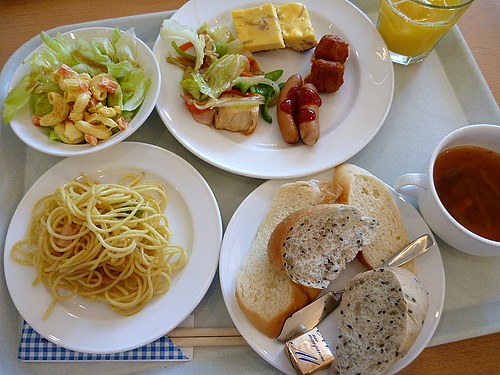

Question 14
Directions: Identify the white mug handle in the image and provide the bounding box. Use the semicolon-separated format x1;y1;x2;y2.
394;173;429;199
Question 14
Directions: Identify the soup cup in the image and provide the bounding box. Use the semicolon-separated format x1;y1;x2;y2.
394;124;500;256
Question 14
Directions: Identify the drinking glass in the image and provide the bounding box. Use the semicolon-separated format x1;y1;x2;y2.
377;0;474;65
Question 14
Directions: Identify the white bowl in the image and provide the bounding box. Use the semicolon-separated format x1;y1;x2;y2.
6;27;160;157
395;124;500;257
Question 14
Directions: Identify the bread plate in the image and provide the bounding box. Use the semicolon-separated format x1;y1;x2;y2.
4;142;222;354
153;0;394;179
219;169;445;374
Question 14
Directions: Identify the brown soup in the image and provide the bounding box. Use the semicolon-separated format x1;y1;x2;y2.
433;145;500;242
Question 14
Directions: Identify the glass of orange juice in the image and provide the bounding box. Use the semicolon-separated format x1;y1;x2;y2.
377;0;474;65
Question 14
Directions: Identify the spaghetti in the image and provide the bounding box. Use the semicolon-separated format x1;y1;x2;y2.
11;173;187;319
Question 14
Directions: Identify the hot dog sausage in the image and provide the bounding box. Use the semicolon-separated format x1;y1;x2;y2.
297;83;321;146
277;74;302;144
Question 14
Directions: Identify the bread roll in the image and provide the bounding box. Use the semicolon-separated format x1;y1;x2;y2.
235;179;342;338
332;163;415;273
331;267;429;375
268;204;379;289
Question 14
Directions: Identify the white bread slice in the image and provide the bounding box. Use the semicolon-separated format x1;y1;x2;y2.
332;163;413;271
331;267;429;375
235;180;342;338
268;204;379;289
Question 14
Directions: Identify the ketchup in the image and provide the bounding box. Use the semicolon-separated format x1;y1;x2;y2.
280;86;322;123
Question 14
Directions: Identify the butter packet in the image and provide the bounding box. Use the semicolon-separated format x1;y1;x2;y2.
284;327;334;374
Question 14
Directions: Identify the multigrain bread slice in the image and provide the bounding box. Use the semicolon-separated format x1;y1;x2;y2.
235;179;342;338
332;163;415;273
331;267;429;375
268;204;379;289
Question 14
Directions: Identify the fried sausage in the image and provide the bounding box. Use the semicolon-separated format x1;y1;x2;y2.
277;74;302;144
296;83;321;146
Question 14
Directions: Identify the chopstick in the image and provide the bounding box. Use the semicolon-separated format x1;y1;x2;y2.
168;327;248;347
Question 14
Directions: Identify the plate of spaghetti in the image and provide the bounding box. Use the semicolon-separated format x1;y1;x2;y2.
4;142;222;354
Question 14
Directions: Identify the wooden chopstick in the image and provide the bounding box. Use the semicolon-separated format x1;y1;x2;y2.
168;327;241;338
167;327;248;347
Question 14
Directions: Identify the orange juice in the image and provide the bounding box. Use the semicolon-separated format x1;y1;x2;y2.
377;0;473;60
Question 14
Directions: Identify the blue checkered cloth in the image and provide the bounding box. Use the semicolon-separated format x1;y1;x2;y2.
19;321;190;361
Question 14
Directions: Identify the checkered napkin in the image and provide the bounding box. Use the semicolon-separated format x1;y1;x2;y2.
18;318;193;362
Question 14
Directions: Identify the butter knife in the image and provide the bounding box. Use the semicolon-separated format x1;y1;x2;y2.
276;234;434;342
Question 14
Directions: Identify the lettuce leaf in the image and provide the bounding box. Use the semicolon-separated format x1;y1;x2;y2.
2;74;34;124
32;92;53;117
40;32;73;67
92;37;117;62
122;79;150;112
199;23;234;44
107;61;136;80
72;39;112;72
121;69;150;111
180;54;248;99
160;19;205;72
114;28;138;67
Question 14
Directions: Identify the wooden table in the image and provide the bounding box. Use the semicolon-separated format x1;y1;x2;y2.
1;1;499;374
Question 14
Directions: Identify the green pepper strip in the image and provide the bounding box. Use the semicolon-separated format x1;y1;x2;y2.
215;42;228;57
233;81;252;94
257;70;284;124
233;70;284;123
261;89;273;124
264;69;284;82
249;84;273;123
171;41;196;61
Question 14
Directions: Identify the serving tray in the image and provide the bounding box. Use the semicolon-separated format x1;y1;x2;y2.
1;1;500;374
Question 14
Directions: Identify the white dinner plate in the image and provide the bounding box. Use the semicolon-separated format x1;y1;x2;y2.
219;169;445;374
153;0;394;179
4;142;222;354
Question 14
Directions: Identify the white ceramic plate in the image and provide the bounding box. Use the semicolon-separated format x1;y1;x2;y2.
153;0;394;179
4;142;222;354
6;27;160;157
219;169;445;374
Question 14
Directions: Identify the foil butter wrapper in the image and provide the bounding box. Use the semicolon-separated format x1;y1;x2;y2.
284;327;334;374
